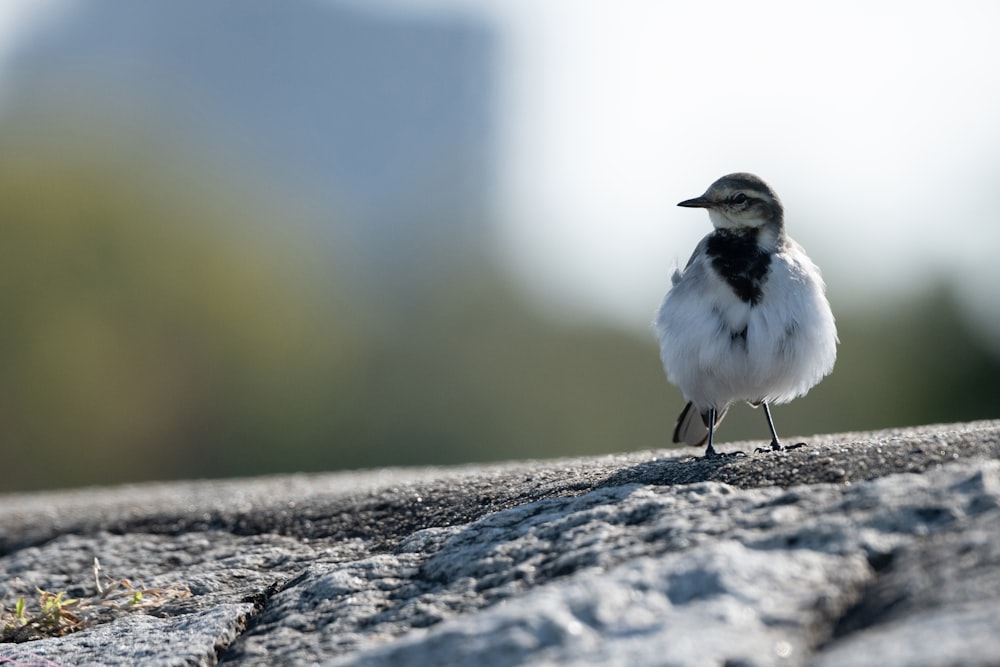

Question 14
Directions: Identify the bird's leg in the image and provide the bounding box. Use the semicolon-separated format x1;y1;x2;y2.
704;407;719;458
703;408;745;458
762;402;782;450
755;402;806;453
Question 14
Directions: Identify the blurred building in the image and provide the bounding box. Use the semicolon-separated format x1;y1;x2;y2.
2;0;496;297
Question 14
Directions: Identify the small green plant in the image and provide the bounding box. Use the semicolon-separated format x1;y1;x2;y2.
1;558;189;643
2;589;81;642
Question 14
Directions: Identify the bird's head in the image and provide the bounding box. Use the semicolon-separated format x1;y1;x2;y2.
678;173;783;232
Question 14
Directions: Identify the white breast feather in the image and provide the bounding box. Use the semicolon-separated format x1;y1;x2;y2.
655;237;836;412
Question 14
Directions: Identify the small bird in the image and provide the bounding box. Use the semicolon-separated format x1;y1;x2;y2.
655;173;837;457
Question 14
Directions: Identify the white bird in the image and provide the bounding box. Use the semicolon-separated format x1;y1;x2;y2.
655;173;837;457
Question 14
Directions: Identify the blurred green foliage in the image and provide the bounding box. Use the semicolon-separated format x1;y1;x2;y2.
0;116;998;492
0;116;364;489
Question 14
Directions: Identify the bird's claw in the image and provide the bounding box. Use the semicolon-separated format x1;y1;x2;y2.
754;441;807;454
703;448;747;459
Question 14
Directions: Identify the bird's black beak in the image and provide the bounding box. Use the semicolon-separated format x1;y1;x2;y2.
677;196;712;208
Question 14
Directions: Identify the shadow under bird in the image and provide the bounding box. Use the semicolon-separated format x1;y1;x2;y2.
655;173;838;457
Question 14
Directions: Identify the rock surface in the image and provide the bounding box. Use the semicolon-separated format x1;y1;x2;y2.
1;420;999;666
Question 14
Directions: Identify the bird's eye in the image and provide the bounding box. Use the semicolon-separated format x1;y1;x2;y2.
731;193;748;205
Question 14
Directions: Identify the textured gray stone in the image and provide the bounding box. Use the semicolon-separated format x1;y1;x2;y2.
0;604;255;666
1;420;999;666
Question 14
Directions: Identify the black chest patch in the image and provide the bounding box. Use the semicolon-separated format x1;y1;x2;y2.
705;229;772;305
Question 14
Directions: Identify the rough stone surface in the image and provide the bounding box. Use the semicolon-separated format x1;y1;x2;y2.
1;420;999;666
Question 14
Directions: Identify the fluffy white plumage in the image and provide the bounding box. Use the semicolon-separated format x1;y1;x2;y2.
655;173;837;456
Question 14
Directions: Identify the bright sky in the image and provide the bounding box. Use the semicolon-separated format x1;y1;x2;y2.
482;1;1000;332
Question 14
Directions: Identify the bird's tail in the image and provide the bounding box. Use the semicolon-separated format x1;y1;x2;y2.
672;402;727;446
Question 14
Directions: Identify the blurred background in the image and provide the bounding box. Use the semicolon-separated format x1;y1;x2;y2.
1;0;999;492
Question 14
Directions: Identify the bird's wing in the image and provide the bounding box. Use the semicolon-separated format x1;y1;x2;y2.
671;237;709;286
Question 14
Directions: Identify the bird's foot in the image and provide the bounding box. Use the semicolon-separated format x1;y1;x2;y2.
704;445;747;459
754;440;807;454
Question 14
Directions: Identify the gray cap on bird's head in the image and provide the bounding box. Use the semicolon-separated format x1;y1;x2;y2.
678;172;784;229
